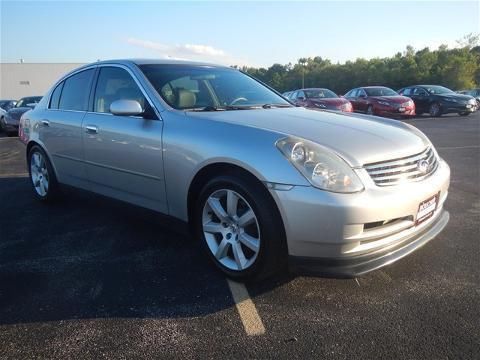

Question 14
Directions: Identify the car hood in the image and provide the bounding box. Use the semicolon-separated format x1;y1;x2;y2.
370;96;411;104
186;107;429;167
7;107;31;120
436;93;473;102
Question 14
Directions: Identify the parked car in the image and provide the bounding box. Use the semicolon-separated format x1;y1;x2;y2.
344;86;415;119
282;91;292;99
290;88;353;112
398;85;477;117
20;60;450;280
0;96;41;136
457;88;480;107
0;100;17;111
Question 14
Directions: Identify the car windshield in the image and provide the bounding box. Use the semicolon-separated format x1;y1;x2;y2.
15;97;41;108
304;89;338;99
139;64;291;110
425;86;454;95
364;87;398;96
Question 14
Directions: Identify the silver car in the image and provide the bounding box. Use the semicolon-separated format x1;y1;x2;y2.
20;59;450;280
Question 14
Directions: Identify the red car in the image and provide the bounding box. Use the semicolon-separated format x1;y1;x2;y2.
344;86;415;119
289;88;353;112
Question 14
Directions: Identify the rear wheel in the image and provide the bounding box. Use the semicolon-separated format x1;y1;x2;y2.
429;103;442;117
28;145;60;201
194;173;287;281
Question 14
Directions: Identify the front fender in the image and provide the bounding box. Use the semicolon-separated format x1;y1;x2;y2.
162;111;309;221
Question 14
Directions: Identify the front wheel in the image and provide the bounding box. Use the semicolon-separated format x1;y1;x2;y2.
194;173;287;281
28;145;60;201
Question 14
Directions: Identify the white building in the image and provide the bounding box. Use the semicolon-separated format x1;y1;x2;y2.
0;63;85;100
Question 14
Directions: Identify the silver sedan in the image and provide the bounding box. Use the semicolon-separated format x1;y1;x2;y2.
20;59;450;281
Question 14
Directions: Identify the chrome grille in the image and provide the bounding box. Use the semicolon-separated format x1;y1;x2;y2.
365;147;438;186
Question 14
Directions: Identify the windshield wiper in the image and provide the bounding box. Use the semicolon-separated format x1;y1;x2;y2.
261;103;294;109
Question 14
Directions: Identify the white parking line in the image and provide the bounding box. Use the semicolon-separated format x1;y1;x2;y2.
0;173;28;178
227;279;265;336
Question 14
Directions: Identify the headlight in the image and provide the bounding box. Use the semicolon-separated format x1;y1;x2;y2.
402;100;413;107
378;101;391;106
276;137;364;193
468;98;476;105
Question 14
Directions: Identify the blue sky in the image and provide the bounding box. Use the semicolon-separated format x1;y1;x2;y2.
1;1;479;67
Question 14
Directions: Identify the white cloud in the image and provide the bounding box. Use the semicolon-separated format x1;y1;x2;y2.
125;37;250;66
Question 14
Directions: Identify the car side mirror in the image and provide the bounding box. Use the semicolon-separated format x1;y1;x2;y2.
110;99;144;116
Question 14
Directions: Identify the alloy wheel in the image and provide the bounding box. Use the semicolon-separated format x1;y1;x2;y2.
202;189;261;271
30;151;49;197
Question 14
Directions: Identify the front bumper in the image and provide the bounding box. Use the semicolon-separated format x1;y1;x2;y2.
289;209;449;277
270;158;450;275
377;107;415;118
442;102;477;113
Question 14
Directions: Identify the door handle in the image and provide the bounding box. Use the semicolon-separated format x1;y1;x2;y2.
85;125;98;134
41;120;50;126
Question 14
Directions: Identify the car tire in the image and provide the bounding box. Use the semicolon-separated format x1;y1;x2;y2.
459;112;471;116
193;172;287;281
429;103;442;117
28;145;60;202
366;105;374;115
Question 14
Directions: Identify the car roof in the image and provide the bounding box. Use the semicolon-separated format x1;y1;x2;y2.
360;86;391;89
87;58;230;69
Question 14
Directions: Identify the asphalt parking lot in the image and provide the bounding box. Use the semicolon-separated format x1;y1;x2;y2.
0;113;479;359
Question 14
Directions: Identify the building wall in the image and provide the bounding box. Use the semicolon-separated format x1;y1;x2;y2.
0;63;86;99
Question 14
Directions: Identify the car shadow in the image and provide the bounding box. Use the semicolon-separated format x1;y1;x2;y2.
0;177;294;326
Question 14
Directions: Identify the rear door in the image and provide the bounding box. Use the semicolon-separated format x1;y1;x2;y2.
345;89;358;110
39;67;95;187
81;65;167;213
411;87;429;113
356;88;368;112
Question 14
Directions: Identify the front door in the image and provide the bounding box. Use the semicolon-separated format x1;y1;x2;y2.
81;66;167;213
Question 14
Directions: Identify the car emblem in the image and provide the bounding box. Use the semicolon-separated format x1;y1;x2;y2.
417;159;430;174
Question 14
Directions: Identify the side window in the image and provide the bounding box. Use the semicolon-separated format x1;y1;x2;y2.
290;91;298;99
413;87;427;96
59;69;94;111
49;82;64;109
94;67;146;113
297;90;306;99
348;89;357;97
401;88;412;96
357;89;366;97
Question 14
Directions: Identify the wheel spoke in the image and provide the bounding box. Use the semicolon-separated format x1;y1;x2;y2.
43;178;49;191
34;153;41;168
238;209;255;227
215;238;230;260
207;197;228;221
226;190;239;217
203;221;223;234
239;233;259;253
232;242;247;270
